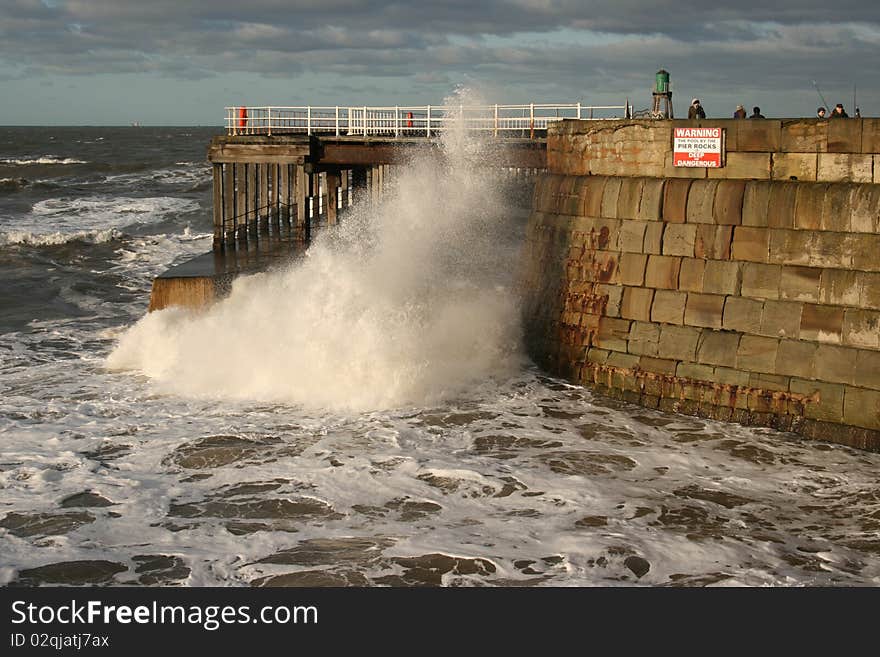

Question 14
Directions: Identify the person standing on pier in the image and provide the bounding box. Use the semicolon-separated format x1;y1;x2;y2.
749;106;765;118
817;107;827;119
733;104;747;118
688;99;706;119
830;103;849;118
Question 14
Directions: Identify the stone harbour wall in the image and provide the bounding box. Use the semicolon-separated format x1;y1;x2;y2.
522;118;880;451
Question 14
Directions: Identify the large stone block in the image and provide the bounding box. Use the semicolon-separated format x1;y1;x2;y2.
793;183;829;230
578;175;607;217
694;225;733;260
639;356;678;376
696;330;740;368
618;220;647;253
722;296;763;334
678;258;705;292
742;181;772;226
645;255;681;290
731;226;770;262
766;181;797;229
662;179;693;223
843;386;880;431
854;350;880;391
620;287;654;321
827;118;862;153
735;120;782;152
779;265;822;303
627;321;660;356
606;351;641;370
862;118;880;154
659;324;700;360
638;178;665;221
618;252;648;286
811;231;850;269
741;263;781;300
800;304;844;344
713;180;746;225
780;120;828;153
713;366;750;386
737;335;779;374
702;260;742;296
768;230;812;267
859;272;880;310
684;293;725;329
819;269;860;307
851;234;880;273
596;316;633;352
849;184;880;233
817;153;873;183
600;177;623;218
820;183;855;233
685;179;718;224
842;309;880;350
651;289;687;325
790;378;844;423
707;152;771;180
643;222;664;254
676;361;716;381
662;224;697;257
814;344;856;385
775;339;817;379
759;299;801;338
616;178;645;220
772;153;818;182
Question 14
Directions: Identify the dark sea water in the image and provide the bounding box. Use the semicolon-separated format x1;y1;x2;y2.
1;126;879;587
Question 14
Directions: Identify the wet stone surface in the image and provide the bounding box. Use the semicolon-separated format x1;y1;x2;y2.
0;511;95;538
9;560;127;586
374;553;497;587
60;491;115;508
133;555;191;585
256;538;395;567
538;451;638;476
252;569;370;587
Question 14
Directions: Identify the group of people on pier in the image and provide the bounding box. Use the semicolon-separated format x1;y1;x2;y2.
687;98;860;120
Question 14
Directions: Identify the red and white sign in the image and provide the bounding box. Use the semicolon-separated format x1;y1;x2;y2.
673;127;724;167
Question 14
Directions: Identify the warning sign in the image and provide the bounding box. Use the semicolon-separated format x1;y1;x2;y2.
673;127;724;167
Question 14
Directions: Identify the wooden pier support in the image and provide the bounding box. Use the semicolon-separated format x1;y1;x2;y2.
235;163;247;243
212;164;223;250
326;169;340;226
246;163;258;238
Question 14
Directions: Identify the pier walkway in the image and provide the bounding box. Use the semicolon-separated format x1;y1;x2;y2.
225;103;632;138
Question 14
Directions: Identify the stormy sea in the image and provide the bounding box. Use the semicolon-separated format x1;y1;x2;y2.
1;123;878;588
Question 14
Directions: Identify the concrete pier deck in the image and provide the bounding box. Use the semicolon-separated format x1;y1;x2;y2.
148;234;306;312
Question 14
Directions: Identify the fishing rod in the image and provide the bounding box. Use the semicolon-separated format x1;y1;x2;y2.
812;80;830;112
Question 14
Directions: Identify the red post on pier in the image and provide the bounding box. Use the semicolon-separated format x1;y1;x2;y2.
237;106;248;135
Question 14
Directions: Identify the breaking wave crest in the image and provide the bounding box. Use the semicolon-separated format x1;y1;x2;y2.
107;89;526;411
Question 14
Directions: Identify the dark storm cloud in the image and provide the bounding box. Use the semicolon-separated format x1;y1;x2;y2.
1;1;877;114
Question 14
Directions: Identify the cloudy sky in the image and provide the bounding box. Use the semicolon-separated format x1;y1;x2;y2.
2;0;878;125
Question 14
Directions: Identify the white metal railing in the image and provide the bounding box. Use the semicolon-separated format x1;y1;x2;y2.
224;103;633;137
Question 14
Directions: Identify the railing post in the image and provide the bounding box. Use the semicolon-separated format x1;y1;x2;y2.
577;102;581;120
494;104;498;137
267;107;271;136
307;106;312;136
335;106;340;137
395;106;399;138
426;105;431;138
363;105;368;137
529;102;534;139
